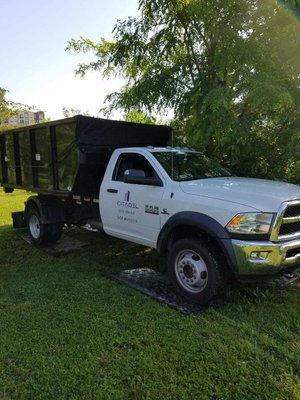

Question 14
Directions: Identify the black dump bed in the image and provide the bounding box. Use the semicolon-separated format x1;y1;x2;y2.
0;115;171;198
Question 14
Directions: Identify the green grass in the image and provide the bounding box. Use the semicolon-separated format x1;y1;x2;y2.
0;189;299;400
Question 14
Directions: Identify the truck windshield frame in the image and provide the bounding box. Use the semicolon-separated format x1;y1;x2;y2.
153;151;232;182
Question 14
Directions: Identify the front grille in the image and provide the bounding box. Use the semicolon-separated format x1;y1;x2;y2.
279;222;300;236
286;247;300;259
283;205;300;218
277;202;300;240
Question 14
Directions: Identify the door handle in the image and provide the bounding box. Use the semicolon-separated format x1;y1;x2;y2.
107;188;118;194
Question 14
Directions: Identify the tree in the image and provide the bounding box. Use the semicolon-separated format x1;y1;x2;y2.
124;109;156;124
67;0;300;183
281;0;300;17
62;107;91;118
0;88;16;131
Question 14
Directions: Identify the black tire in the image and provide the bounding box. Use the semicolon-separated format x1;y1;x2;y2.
26;207;62;245
168;238;224;305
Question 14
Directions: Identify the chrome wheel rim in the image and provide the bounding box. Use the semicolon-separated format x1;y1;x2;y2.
175;249;208;293
29;214;41;239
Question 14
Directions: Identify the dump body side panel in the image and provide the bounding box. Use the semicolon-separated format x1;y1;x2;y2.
0;135;6;184
56;122;78;192
6;134;17;185
19;129;33;187
34;127;52;189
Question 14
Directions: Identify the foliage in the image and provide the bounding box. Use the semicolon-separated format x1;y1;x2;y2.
124;109;156;124
62;106;91;118
0;87;16;131
67;0;300;184
280;0;300;17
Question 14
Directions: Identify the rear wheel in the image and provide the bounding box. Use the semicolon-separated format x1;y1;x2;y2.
168;238;224;305
26;207;62;245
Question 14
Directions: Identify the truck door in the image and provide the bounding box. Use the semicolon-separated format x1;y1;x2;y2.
100;152;165;247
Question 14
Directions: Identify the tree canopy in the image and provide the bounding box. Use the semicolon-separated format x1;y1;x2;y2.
62;106;91;118
67;0;300;184
0;88;15;131
124;109;157;124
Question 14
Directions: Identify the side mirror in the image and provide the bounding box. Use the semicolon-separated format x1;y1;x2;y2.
124;170;163;187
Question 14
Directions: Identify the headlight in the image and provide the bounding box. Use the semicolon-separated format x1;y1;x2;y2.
226;213;274;235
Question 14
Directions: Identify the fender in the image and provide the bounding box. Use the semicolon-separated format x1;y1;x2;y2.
157;211;238;271
25;195;65;224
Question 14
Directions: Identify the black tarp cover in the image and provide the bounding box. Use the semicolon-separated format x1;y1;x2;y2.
75;116;171;151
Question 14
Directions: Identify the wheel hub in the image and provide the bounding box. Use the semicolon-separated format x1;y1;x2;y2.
182;264;194;279
175;250;208;293
29;214;41;239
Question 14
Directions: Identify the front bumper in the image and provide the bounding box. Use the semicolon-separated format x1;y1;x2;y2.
232;238;300;275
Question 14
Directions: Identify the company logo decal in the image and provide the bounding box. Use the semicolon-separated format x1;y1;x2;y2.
125;191;130;202
117;191;139;209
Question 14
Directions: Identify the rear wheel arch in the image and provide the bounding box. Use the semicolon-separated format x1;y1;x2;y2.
25;197;41;215
25;195;65;224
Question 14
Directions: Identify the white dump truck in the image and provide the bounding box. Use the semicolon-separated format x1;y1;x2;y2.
1;116;300;304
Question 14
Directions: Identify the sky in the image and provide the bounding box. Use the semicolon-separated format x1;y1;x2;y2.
0;0;139;120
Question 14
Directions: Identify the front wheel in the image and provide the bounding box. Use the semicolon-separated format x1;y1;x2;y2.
168;238;224;305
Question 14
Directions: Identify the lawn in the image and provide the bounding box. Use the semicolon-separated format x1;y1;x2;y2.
0;189;299;400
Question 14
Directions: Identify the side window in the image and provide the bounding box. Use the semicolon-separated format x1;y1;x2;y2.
114;153;157;182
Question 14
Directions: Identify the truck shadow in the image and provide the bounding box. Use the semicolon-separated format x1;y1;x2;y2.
62;227;300;311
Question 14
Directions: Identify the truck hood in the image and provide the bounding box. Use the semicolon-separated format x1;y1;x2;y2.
179;177;300;212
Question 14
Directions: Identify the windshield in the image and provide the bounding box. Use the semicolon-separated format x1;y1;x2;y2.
153;151;232;182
